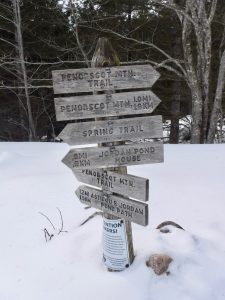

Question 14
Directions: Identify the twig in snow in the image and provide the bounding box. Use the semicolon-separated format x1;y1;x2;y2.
84;206;91;209
56;207;68;234
43;228;54;242
40;208;68;242
80;211;103;226
39;211;56;230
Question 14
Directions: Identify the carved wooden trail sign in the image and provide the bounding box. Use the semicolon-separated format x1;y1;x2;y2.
58;115;163;145
62;142;164;170
54;90;161;121
73;169;149;202
52;37;164;272
52;65;160;94
75;185;148;226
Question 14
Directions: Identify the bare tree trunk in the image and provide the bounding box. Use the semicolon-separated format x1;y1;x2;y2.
127;0;132;62
207;11;225;143
149;0;218;143
170;31;181;144
207;49;225;143
191;89;203;143
170;95;181;143
17;90;28;140
178;0;215;143
12;0;36;141
180;2;203;144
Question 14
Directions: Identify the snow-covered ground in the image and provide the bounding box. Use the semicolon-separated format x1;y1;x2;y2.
0;142;225;300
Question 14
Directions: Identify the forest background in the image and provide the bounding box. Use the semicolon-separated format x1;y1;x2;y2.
0;0;225;144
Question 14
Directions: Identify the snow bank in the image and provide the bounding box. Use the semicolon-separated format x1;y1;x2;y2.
0;142;225;300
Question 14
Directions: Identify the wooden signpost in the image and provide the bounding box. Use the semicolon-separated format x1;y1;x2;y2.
52;37;164;272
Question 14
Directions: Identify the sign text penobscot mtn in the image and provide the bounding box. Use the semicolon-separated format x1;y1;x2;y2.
73;168;149;202
54;90;161;121
52;65;160;94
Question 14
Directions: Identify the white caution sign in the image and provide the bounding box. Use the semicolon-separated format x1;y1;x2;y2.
102;217;130;271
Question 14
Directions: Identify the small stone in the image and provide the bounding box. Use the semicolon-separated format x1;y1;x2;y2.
146;254;173;275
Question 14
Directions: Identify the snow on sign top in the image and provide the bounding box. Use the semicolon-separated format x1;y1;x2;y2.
52;65;160;94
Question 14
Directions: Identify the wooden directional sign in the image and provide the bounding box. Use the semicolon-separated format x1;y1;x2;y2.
58;115;163;145
52;65;160;94
73;169;149;202
62;142;164;170
76;185;148;226
54;90;161;121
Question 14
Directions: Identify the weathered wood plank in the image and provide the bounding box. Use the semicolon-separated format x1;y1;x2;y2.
75;185;148;226
52;65;160;94
73;168;149;202
58;115;163;145
54;90;161;121
62;142;164;170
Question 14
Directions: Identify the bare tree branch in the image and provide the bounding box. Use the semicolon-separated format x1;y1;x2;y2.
208;0;218;23
0;13;15;25
66;1;90;67
0;37;18;49
0;85;53;90
150;0;197;26
80;25;188;78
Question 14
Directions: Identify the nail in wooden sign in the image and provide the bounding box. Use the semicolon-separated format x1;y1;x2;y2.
54;90;161;121
75;185;148;226
58;115;163;145
52;65;160;94
73;168;149;202
62;142;164;170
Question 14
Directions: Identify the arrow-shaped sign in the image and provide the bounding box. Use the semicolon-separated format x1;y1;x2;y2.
75;185;148;226
62;142;164;170
73;169;149;202
52;65;160;94
54;90;161;121
58;115;163;145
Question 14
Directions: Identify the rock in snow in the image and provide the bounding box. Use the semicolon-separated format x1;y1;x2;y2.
146;254;173;275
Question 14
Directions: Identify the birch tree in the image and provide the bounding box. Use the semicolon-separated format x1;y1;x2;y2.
78;0;225;143
158;0;225;143
143;0;225;143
